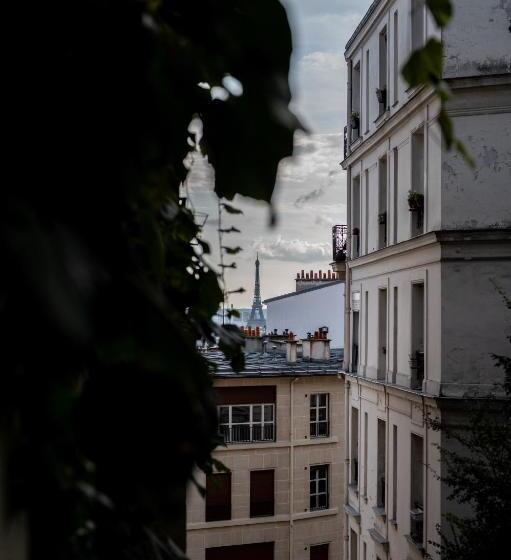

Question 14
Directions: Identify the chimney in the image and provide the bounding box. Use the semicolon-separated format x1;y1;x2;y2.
301;270;305;278
244;328;264;353
285;331;298;363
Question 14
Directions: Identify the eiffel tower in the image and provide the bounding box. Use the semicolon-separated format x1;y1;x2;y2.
247;253;266;330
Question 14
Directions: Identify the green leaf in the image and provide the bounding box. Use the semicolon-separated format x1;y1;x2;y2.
221;245;242;254
219;226;241;233
221;203;243;215
402;38;443;88
426;0;453;27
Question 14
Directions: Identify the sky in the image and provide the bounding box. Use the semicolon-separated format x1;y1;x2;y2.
186;0;373;309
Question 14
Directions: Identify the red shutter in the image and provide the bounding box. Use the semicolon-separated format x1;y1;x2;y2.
206;542;274;560
216;386;276;405
310;543;329;560
205;473;231;522
250;470;275;517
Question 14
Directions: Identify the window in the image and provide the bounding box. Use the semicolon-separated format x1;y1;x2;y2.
206;472;231;522
365;50;370;132
392;147;399;244
393;11;399;104
378;288;388;381
363;412;368;496
363;291;369;372
350;529;358;560
310;543;329;560
351;62;361;142
411;0;425;52
410;434;424;545
310;393;329;437
352;175;361;258
310;465;329;511
378;26;388;115
250;469;275;517
351;407;359;485
206;542;274;560
392;425;398;522
411;282;425;389
411;127;425;237
218;403;275;443
392;286;398;384
378;156;387;250
377;419;386;509
352;311;360;373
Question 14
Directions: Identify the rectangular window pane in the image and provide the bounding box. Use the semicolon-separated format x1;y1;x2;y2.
206;473;231;522
231;405;250;423
310;465;329;511
264;404;273;422
310;394;329;438
250;470;275;517
310;543;329;560
219;406;229;424
252;405;262;422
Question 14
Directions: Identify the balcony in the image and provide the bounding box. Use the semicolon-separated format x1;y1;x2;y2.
220;423;275;444
332;225;348;263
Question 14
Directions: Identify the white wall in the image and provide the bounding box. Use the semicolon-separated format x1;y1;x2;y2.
266;282;345;349
443;0;511;79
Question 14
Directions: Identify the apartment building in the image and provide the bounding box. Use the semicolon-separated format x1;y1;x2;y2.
342;1;511;559
186;340;345;560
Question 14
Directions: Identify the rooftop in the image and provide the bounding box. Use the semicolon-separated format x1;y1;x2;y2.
263;280;342;304
345;0;382;52
206;348;344;378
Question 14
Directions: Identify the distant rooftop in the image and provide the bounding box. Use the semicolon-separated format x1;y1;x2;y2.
263;280;342;304
206;348;344;378
345;0;382;52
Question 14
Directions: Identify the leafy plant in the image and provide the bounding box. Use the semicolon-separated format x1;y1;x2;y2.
402;0;473;165
408;191;425;211
2;0;300;558
427;290;511;559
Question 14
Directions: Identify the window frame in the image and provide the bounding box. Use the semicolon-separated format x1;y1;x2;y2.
310;393;330;438
218;403;275;443
310;464;329;511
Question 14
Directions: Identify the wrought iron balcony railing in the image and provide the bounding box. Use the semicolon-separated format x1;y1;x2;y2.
220;423;275;444
332;224;348;263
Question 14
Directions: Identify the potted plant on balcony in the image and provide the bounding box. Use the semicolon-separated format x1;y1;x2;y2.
378;211;387;225
375;87;387;106
350;111;360;130
407;191;424;212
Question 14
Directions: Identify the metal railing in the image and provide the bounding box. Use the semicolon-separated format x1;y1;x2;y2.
220;423;275;444
332;224;348;263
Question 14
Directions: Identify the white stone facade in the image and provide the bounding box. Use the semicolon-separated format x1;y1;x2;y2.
342;1;511;559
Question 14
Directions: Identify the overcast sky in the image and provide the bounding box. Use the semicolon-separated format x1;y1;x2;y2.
186;0;372;308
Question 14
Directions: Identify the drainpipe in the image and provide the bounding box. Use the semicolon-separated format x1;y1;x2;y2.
289;377;298;560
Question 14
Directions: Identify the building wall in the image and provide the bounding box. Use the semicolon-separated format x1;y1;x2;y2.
345;377;442;560
266;282;345;348
343;2;511;560
443;0;511;79
186;375;345;560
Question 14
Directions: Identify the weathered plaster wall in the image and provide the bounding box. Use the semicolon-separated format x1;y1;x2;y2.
441;107;511;230
443;1;511;79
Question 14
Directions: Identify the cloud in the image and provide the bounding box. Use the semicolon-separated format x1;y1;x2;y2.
252;235;331;262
